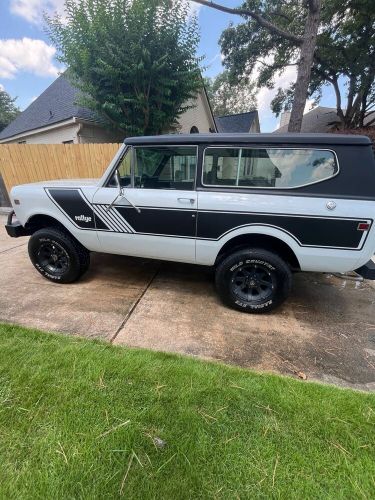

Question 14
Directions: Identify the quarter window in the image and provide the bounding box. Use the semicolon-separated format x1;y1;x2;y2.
117;148;132;186
203;148;338;188
134;146;197;190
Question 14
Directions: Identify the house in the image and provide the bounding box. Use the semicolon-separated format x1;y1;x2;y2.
215;111;260;133
274;107;342;133
274;106;375;133
0;74;217;144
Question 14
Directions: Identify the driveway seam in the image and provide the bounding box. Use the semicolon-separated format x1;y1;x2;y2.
0;243;27;254
110;266;160;343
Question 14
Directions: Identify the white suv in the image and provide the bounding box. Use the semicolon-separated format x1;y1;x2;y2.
6;133;375;313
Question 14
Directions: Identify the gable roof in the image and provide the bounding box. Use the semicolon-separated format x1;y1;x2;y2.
215;111;259;133
0;75;102;141
274;106;342;133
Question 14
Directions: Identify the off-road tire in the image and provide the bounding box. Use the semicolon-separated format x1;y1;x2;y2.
215;248;292;313
28;227;90;284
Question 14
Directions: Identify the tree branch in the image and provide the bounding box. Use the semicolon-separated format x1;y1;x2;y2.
255;59;298;69
346;75;356;113
331;77;345;124
189;0;303;45
268;10;292;23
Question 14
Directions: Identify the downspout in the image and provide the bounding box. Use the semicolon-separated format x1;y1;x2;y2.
74;117;83;144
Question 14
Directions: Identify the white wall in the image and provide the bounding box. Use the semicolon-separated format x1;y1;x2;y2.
2;122;123;145
78;124;124;144
249;117;261;133
4;123;80;144
178;90;215;133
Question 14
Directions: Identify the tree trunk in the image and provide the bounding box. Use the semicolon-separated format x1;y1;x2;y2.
288;0;321;132
330;76;345;128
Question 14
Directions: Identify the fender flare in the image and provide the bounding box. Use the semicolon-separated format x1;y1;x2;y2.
215;224;302;252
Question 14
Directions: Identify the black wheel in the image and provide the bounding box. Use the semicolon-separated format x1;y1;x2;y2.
28;227;90;284
215;248;292;313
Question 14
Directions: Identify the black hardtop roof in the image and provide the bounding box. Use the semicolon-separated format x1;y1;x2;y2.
125;133;371;146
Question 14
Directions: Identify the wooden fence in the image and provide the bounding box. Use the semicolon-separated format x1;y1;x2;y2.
0;143;122;194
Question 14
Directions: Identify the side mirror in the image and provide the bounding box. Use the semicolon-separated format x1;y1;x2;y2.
106;170;140;214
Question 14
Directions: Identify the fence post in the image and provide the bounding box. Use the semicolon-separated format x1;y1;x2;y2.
0;174;11;208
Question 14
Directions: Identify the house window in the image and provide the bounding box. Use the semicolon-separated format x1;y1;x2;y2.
63;140;74;144
18;141;26;144
203;148;338;188
190;126;199;134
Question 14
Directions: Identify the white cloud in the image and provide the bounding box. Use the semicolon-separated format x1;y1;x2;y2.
255;64;296;128
11;0;200;23
0;83;4;91
251;61;313;131
0;38;60;79
188;1;202;16
10;0;66;24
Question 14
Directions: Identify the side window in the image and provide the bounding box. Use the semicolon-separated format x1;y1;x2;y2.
108;148;132;187
134;146;197;190
117;149;132;187
203;147;338;188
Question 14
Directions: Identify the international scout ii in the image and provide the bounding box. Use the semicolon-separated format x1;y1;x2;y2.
6;133;375;313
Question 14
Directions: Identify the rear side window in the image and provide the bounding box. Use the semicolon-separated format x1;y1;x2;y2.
202;147;338;188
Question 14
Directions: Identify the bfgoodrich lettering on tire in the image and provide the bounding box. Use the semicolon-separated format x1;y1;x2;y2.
28;227;90;284
215;248;292;313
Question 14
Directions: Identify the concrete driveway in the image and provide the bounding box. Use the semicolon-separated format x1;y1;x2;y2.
1;214;375;391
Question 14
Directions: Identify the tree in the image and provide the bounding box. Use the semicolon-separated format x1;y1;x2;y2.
0;89;20;132
191;0;322;132
46;0;202;136
272;0;375;129
205;71;257;115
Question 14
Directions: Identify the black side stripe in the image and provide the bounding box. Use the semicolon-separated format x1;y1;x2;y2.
45;188;108;230
45;188;371;250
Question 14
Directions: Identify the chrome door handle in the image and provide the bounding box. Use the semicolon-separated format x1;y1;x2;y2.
177;197;195;204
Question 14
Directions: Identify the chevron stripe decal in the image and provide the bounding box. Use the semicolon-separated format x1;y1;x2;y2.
93;204;135;234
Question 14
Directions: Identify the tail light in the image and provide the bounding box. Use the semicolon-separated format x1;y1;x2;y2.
357;222;370;231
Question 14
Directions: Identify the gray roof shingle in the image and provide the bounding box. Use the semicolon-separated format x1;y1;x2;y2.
274;106;342;133
215;111;258;133
0;75;102;141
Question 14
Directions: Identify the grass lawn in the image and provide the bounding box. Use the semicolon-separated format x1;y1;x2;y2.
0;323;374;499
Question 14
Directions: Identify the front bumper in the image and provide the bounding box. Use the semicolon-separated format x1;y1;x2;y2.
355;259;375;280
5;211;31;238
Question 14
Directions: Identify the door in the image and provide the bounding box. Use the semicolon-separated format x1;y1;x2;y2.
92;145;198;263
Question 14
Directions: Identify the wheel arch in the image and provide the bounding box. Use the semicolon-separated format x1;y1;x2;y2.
215;231;301;270
25;213;72;234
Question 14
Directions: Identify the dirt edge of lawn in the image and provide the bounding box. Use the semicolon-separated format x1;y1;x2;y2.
0;322;374;499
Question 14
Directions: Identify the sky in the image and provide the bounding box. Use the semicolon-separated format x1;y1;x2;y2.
0;0;338;132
